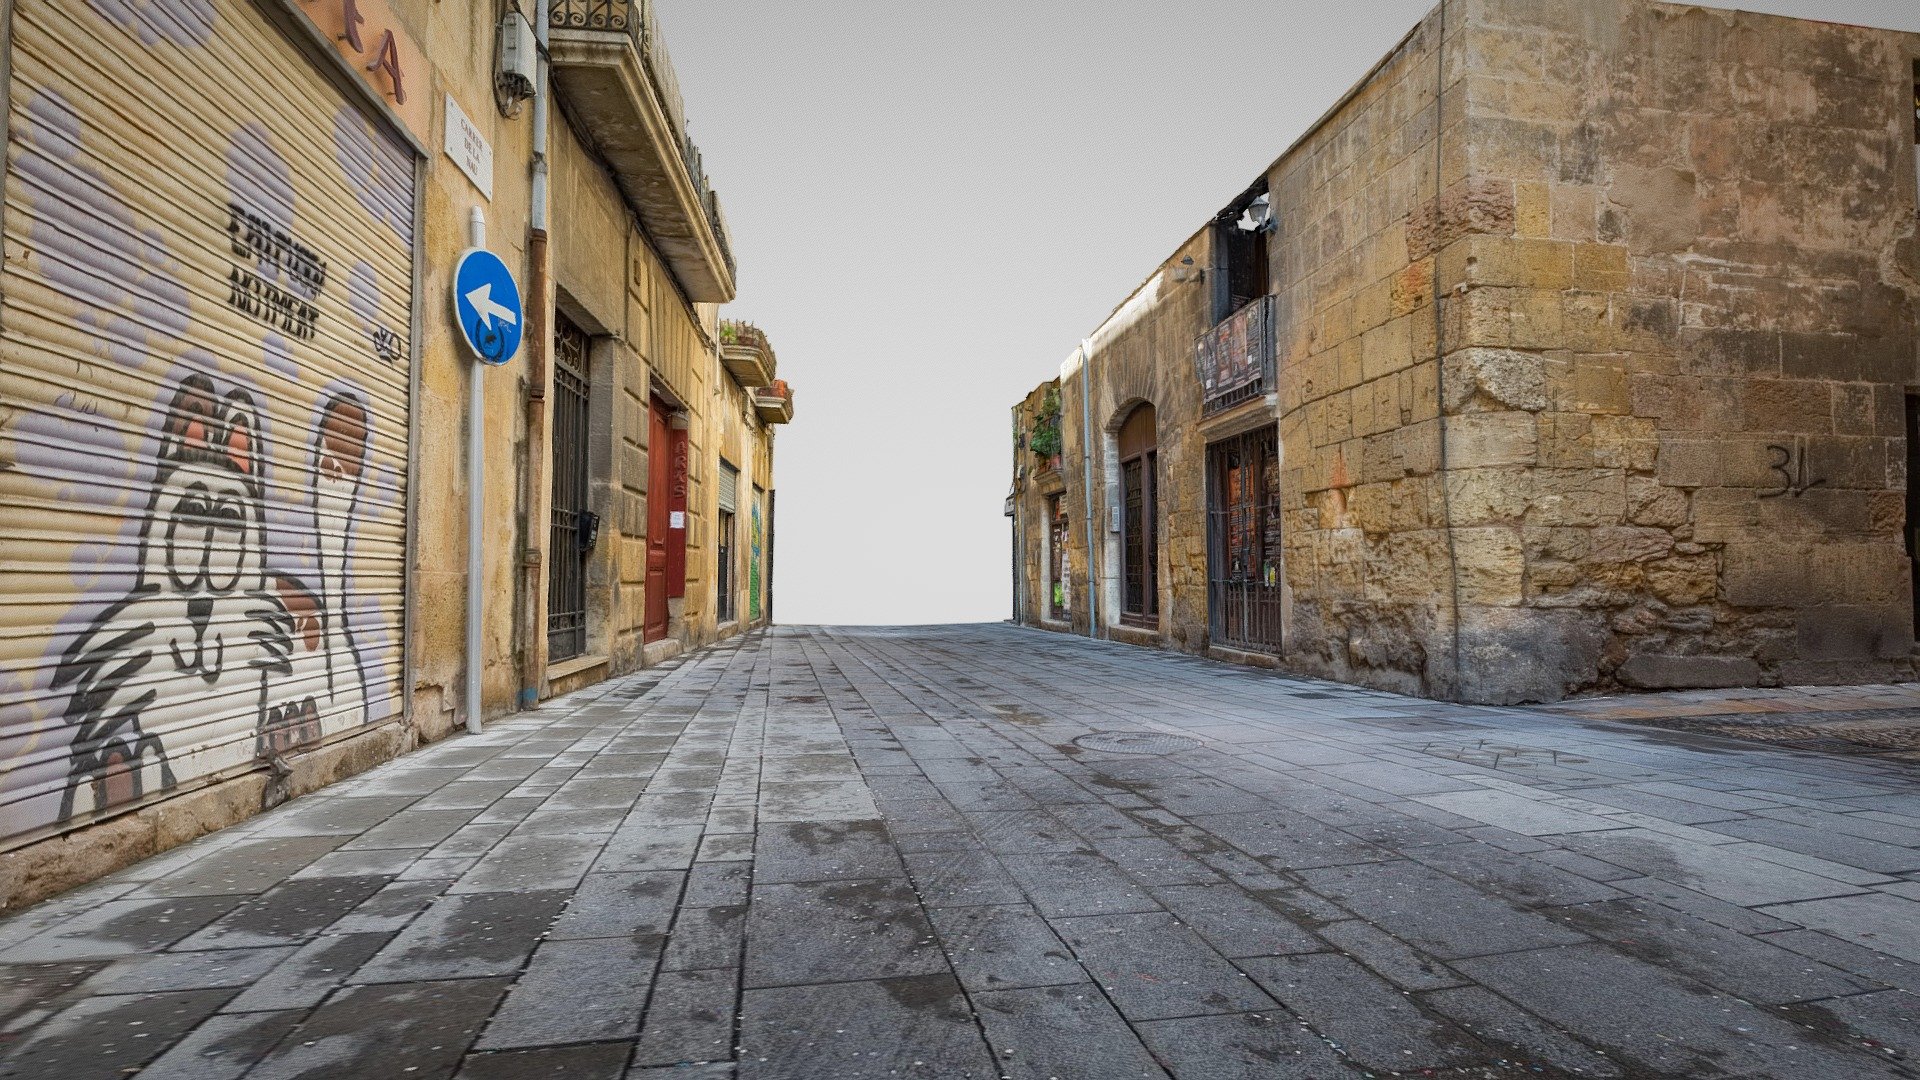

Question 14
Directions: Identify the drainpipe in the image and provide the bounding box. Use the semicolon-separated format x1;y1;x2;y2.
466;207;486;735
1078;338;1101;639
517;0;553;709
1013;403;1029;622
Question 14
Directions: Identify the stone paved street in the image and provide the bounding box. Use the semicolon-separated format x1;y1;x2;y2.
3;625;1919;1079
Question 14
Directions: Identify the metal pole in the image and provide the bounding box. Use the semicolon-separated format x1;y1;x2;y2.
1078;340;1100;639
466;207;486;735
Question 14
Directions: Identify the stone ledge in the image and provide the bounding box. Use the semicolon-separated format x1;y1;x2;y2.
1106;624;1165;649
548;654;612;698
643;638;686;668
1619;654;1762;690
1208;644;1283;669
0;717;432;913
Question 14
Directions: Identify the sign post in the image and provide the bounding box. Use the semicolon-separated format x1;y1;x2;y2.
455;210;523;734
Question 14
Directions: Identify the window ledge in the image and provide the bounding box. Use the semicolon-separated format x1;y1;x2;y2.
548;654;610;683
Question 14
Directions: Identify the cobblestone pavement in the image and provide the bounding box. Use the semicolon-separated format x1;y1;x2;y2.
2;625;1919;1080
1539;685;1920;761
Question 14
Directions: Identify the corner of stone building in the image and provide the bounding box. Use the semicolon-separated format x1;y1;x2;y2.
1449;605;1610;704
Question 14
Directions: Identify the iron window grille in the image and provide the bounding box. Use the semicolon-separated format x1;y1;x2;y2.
547;319;592;662
1207;427;1284;653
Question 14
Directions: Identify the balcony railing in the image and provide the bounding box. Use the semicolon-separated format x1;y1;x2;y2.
719;319;777;388
1195;294;1275;415
549;0;736;282
753;380;794;425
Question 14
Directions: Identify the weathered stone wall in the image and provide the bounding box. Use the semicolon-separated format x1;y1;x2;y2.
1432;0;1920;699
1270;8;1460;697
1050;232;1214;648
1013;0;1920;705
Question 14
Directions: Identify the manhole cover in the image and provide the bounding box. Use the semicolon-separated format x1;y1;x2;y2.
1071;732;1202;755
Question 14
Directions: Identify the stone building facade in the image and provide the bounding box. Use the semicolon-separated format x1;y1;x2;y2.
1013;0;1920;706
0;0;788;905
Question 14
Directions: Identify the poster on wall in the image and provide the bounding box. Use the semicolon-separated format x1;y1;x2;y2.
1196;297;1270;400
0;0;417;846
749;494;764;622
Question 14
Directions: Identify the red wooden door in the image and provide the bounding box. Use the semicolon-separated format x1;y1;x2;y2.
645;397;672;642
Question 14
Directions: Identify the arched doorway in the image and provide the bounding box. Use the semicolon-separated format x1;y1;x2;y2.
1118;403;1159;628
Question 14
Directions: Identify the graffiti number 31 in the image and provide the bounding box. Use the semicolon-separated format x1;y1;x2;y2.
1762;441;1826;500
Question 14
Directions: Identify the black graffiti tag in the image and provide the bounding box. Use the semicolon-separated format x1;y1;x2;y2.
1761;441;1826;500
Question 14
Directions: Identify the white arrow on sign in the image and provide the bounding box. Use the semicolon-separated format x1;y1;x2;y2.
464;282;519;329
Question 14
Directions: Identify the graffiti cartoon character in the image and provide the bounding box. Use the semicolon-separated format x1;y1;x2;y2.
52;375;293;818
260;392;370;755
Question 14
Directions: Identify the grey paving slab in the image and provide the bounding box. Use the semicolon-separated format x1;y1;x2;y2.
3;625;1918;1080
1297;860;1591;959
1560;828;1878;907
547;870;683;940
926;903;1083;992
1147;883;1327;958
476;936;661;1049
132;835;351;897
1418;985;1626;1078
177;875;393;949
1315;919;1467;991
222;932;394;1012
325;879;449;934
1759;892;1920;963
1186;807;1393;869
753;820;906;883
351;890;569;983
128;1008;306;1080
633;967;738;1067
739;975;997;1080
744;879;943;987
77;946;297;995
1057;911;1275;1020
246;977;511;1080
1133;1010;1356;1080
1239;952;1489;1072
0;987;235;1080
971;984;1169;1080
999;852;1163;917
3;894;245;961
1457;944;1912;1079
456;1042;634;1080
901;848;1029;906
662;904;747;971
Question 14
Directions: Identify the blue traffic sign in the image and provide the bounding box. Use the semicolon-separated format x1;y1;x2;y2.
452;248;523;365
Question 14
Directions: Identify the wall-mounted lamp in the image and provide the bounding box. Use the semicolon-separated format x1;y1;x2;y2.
1170;256;1205;284
1237;193;1277;235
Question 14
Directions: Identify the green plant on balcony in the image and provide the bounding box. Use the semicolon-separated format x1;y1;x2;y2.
719;319;767;350
1029;386;1063;463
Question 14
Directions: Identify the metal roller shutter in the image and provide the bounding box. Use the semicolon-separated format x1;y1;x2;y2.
0;0;418;846
717;460;738;513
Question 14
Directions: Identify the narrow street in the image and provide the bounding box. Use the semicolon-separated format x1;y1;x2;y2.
2;625;1918;1080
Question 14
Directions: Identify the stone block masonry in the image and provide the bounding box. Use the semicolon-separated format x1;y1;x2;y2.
1012;0;1920;705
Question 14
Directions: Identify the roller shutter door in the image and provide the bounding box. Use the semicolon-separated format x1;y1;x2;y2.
0;0;417;845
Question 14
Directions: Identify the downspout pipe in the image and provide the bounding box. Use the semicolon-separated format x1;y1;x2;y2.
465;207;486;735
518;0;553;709
1078;338;1101;639
1013;403;1029;622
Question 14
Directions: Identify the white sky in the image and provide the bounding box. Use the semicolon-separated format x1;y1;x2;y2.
656;1;1920;626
